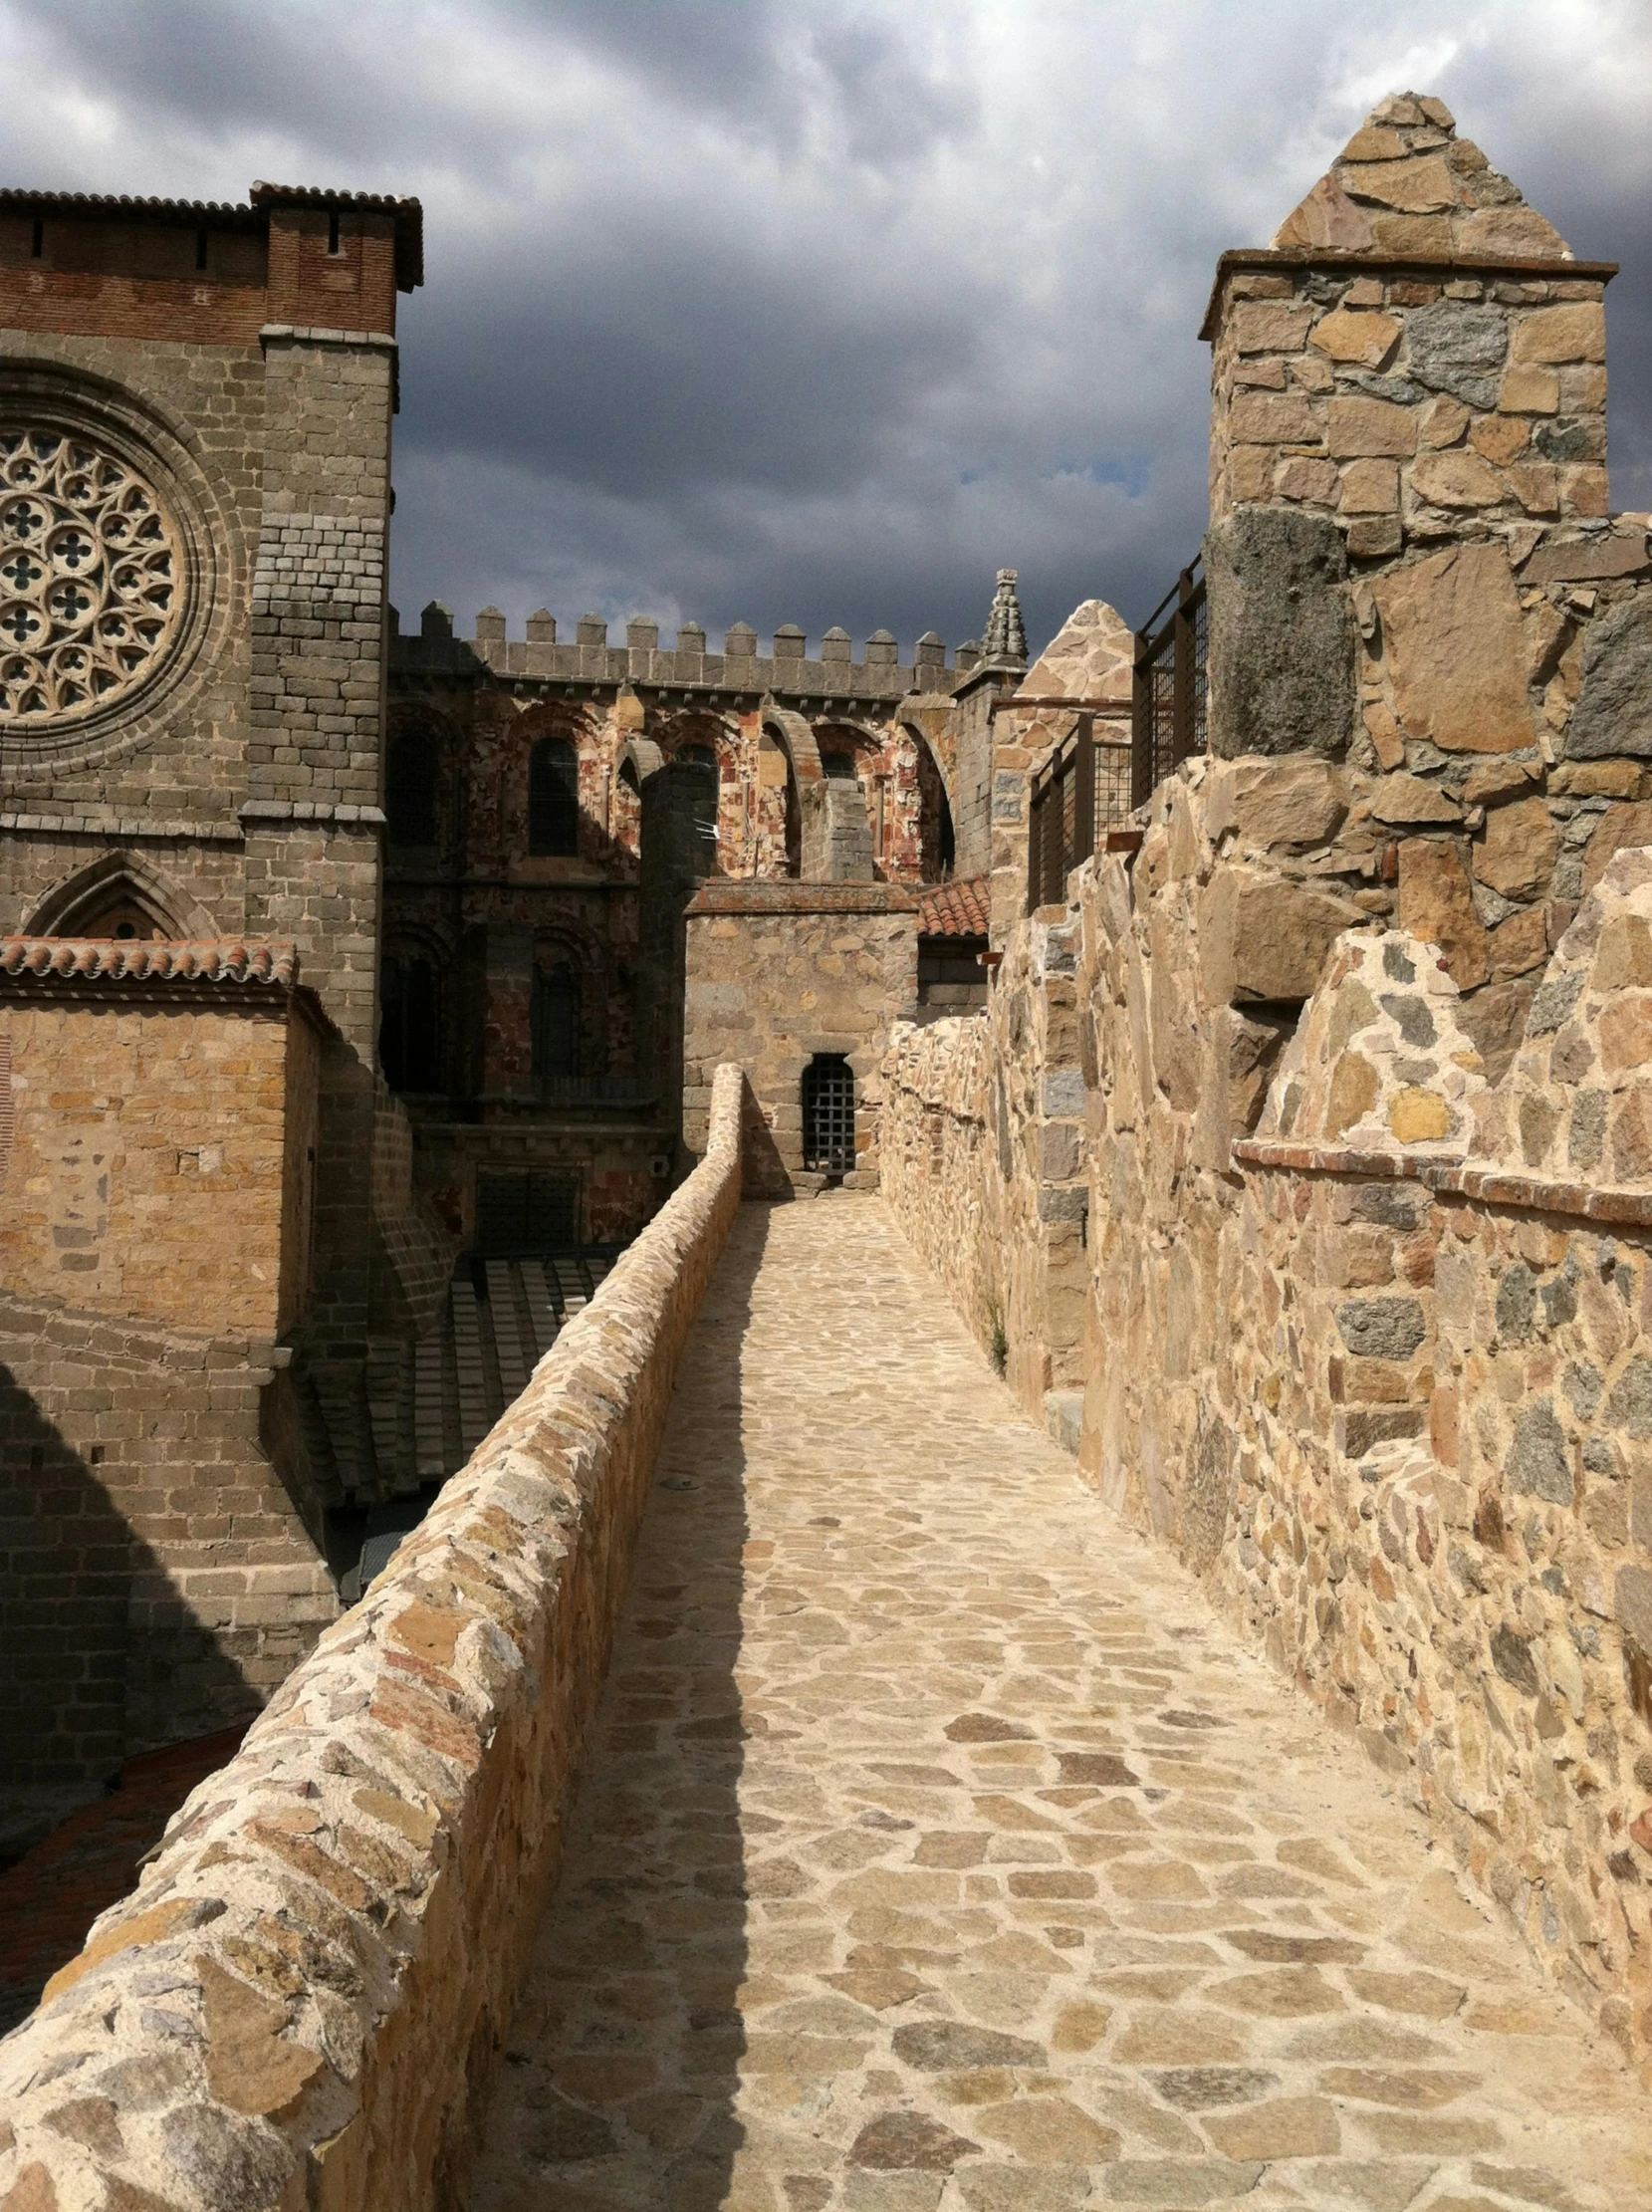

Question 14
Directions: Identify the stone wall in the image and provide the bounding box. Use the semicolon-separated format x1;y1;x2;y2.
880;774;1652;2065
0;1288;338;1818
1197;92;1652;1089
0;959;322;1337
683;882;917;1194
0;1061;748;2212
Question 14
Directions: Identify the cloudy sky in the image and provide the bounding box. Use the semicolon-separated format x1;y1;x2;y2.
3;1;1649;658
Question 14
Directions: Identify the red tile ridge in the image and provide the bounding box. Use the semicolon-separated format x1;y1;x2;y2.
0;936;299;987
917;874;990;939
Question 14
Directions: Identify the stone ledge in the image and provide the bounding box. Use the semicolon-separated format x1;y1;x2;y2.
687;879;921;916
259;322;398;350
0;808;242;843
1233;1135;1652;1226
0;1065;748;2212
1198;247;1619;340
239;799;388;828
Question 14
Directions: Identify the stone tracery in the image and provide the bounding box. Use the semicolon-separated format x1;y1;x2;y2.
0;427;179;724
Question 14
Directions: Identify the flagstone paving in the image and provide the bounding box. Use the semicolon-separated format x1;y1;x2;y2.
468;1197;1650;2212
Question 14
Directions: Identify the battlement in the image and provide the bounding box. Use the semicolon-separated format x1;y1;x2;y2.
0;180;422;345
389;603;986;700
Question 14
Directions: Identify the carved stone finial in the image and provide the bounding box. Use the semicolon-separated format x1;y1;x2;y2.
982;569;1027;665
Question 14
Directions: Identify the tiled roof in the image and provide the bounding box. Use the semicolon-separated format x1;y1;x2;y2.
0;182;423;291
917;874;990;939
0;188;258;226
0;937;299;986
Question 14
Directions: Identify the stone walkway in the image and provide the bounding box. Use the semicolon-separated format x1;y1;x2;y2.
468;1198;1649;2212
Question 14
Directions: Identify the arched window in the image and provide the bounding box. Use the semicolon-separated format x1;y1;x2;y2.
529;737;580;856
677;742;719;844
75;896;155;940
380;955;442;1092
532;962;580;1082
27;853;198;940
386;730;438;847
915;736;956;881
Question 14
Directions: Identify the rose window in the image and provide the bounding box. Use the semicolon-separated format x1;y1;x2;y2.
0;429;180;725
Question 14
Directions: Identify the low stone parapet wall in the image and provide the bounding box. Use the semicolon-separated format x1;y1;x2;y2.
880;782;1652;2074
0;1062;748;2212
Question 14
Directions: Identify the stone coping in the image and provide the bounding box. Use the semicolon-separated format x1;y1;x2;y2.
686;878;921;916
0;1063;748;2212
258;324;399;352
1197;246;1618;339
238;799;388;828
1233;1134;1652;1226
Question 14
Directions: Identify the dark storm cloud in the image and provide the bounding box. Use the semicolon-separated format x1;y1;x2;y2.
2;0;1648;655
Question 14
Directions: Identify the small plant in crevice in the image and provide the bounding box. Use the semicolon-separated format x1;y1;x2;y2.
987;1304;1008;1378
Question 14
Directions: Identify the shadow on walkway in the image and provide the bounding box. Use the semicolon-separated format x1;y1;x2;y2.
466;1202;770;2211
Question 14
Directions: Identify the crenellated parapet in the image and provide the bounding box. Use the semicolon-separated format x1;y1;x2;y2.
390;604;975;703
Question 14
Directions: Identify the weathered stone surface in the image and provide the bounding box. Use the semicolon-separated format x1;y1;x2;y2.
1205;866;1366;1005
1204;758;1349;852
1272;172;1378;252
1398;840;1490;988
1474;799;1558;900
1337;1298;1427;1360
1406;303;1510;411
1506;1400;1572;1504
1414;448;1506;509
1205;510;1357;761
1371;774;1462;826
850;2115;981;2171
1310;309;1401;368
1327;397;1418;458
891;2024;1045;2073
1524;530;1649;586
1203;2096;1341;2159
1565;596;1652;761
1371;546;1534;756
1583;801;1652;893
1514;305;1607;365
198;1959;326;2121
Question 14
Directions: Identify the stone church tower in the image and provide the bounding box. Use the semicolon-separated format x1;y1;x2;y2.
0;185;430;1829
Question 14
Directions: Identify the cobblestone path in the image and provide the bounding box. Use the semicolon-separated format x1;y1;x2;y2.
469;1198;1649;2212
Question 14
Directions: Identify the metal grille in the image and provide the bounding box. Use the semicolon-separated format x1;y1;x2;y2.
1131;558;1207;811
803;1054;855;1176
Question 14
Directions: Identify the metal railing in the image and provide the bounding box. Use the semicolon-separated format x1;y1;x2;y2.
1025;715;1133;912
1130;557;1207;812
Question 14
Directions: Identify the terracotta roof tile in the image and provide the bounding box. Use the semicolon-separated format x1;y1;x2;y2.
917;875;990;939
0;182;423;291
0;937;299;987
